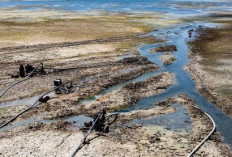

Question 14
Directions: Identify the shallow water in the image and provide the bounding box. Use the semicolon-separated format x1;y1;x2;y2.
0;113;93;133
0;0;232;148
0;92;56;109
126;104;193;132
2;21;232;147
0;0;231;16
0;112;48;133
66;115;93;130
119;21;232;147
0;95;40;109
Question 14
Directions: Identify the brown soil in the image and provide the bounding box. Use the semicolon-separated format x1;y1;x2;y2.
38;72;174;120
0;56;158;125
0;10;181;48
160;54;176;65
150;45;177;53
186;21;232;117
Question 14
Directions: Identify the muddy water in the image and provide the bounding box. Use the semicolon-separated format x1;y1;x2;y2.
0;112;48;133
66;115;93;131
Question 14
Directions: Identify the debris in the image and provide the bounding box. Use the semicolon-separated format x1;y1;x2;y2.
188;29;194;38
11;74;19;78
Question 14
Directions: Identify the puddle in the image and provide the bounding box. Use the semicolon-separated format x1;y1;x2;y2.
126;104;193;132
65;115;93;130
0;92;57;109
78;69;165;105
0;95;40;109
0;112;47;133
0;113;93;133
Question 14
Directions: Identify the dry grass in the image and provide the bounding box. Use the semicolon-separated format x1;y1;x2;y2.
0;9;179;48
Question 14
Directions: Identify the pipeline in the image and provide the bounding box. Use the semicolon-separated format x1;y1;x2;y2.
70;111;102;157
0;63;43;99
71;111;119;157
0;81;72;129
187;107;216;157
0;62;125;100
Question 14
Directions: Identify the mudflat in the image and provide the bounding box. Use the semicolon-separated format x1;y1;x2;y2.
0;1;232;157
186;14;232;117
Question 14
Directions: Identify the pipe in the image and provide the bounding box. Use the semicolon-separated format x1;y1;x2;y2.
187;107;216;157
0;82;71;129
70;112;102;157
0;63;42;99
0;62;122;99
70;112;119;157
